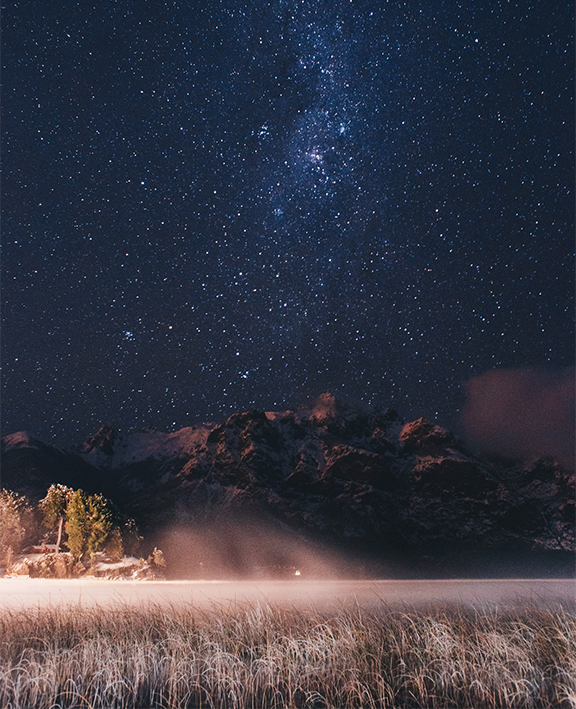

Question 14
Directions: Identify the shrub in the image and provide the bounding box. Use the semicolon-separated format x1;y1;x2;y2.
26;552;80;579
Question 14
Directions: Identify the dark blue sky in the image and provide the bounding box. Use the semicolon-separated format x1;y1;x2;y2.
2;0;573;445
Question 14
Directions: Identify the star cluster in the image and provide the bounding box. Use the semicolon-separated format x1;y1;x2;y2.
2;0;573;444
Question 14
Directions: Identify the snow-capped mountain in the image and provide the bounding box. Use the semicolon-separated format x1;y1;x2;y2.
77;422;214;468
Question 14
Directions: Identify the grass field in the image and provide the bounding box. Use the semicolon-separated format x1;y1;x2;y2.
0;599;574;708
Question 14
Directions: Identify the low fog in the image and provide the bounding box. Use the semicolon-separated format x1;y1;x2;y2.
1;577;573;611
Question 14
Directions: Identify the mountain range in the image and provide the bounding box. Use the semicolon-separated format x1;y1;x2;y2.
2;393;574;578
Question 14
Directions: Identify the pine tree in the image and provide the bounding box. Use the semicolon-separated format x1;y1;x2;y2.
86;493;112;556
65;489;88;559
40;484;72;553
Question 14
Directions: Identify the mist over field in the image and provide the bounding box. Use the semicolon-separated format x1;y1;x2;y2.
1;577;574;612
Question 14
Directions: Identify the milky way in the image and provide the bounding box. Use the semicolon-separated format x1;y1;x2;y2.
2;0;573;444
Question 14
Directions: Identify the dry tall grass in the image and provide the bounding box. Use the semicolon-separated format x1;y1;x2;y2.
0;598;574;708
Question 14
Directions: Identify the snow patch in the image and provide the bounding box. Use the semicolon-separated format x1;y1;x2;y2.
79;424;215;468
91;556;140;571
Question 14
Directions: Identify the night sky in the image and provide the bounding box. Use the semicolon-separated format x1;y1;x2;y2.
2;0;574;446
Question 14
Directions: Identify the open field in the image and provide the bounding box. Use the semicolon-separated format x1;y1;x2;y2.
0;597;574;708
0;577;574;610
0;580;575;708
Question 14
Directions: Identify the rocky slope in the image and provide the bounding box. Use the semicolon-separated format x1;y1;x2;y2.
2;394;574;577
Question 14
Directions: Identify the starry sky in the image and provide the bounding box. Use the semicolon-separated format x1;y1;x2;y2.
2;0;574;445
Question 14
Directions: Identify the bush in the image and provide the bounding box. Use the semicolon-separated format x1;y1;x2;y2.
26;553;81;579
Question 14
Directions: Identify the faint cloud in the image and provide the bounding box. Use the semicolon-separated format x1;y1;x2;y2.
462;367;575;469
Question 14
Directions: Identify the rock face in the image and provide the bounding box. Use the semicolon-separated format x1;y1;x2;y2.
2;394;574;578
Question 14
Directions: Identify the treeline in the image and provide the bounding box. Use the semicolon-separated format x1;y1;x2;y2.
0;485;141;569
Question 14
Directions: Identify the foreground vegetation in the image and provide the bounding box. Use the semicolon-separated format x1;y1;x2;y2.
0;487;167;579
0;486;141;567
0;600;574;708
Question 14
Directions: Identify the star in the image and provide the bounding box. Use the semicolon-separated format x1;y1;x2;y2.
1;0;572;445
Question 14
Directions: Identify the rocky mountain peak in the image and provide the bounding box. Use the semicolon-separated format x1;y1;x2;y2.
307;392;351;425
1;431;43;452
399;417;455;452
78;424;119;456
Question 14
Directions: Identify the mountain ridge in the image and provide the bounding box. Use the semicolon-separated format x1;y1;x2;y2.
2;393;574;578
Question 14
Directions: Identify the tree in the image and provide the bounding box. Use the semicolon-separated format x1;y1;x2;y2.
65;489;119;560
65;489;88;559
104;527;124;562
40;484;72;553
0;490;32;565
104;500;141;558
120;517;142;557
86;493;112;556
